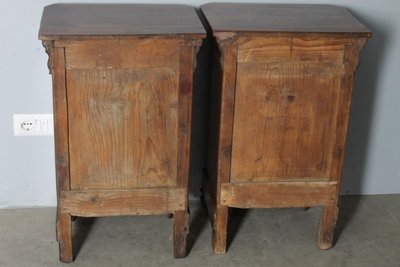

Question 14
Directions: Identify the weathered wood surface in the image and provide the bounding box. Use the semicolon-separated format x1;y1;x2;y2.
200;3;371;37
68;66;179;190
220;181;337;208
40;4;205;261
65;39;182;69
39;4;205;39
201;3;370;254
50;46;73;262
60;188;186;216
209;38;238;254
231;37;348;182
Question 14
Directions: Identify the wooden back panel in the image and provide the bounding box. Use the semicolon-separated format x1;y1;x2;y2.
64;39;182;69
66;39;180;190
230;37;348;182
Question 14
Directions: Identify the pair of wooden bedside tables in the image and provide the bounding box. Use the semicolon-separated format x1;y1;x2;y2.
39;3;371;262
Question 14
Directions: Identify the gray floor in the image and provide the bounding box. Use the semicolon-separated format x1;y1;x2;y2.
0;195;399;267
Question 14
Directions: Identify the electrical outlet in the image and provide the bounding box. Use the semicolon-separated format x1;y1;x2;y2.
13;114;54;136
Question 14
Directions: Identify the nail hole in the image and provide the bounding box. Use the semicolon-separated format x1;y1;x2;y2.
287;95;295;101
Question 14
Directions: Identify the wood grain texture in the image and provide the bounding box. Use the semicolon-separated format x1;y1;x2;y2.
329;39;368;182
67;67;179;190
231;38;347;182
220;181;337;208
171;46;196;258
52;47;70;193
60;188;185;216
177;46;195;189
40;3;204;261
51;47;73;262
237;37;353;63
318;203;339;249
211;38;238;254
215;40;237;188
202;3;370;254
39;4;205;40
173;210;189;258
200;3;371;36
57;212;73;262
65;39;182;69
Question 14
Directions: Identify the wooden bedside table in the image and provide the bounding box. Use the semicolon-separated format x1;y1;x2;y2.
39;4;205;262
200;3;371;253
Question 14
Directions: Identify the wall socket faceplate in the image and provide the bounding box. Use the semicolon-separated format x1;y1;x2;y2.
13;114;54;136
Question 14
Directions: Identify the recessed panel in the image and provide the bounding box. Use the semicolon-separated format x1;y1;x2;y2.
231;60;342;182
67;68;179;189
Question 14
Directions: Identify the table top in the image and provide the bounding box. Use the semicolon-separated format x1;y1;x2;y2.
39;4;206;40
200;3;371;37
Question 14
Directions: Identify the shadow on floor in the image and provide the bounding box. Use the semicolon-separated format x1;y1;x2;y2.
227;208;249;250
72;217;96;258
334;195;362;246
187;204;209;254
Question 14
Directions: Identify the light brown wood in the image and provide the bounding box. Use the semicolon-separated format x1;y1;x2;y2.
215;40;237;187
201;3;370;254
329;40;368;182
316;40;367;250
318;203;339;249
60;188;185;216
220;181;337;208
39;4;205;261
57;212;73;262
231;38;347;182
67;66;179;190
236;37;351;63
51;48;70;194
65;39;182;69
51;46;73;261
211;39;238;254
177;46;195;189
172;46;196;257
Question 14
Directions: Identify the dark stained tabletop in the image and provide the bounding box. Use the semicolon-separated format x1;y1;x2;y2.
39;4;206;40
200;3;371;36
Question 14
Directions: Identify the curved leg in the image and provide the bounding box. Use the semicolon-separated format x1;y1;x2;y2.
173;210;189;258
318;203;339;249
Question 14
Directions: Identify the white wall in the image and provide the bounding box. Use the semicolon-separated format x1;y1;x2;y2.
0;0;399;208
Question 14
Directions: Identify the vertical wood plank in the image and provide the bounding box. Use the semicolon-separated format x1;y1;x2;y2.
212;38;238;254
319;39;367;250
173;210;190;258
329;39;368;182
52;47;70;193
52;47;73;262
176;45;195;190
216;39;237;187
173;45;195;258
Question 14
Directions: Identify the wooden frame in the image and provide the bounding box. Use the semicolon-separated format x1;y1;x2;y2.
40;4;205;262
201;3;371;254
44;39;202;262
